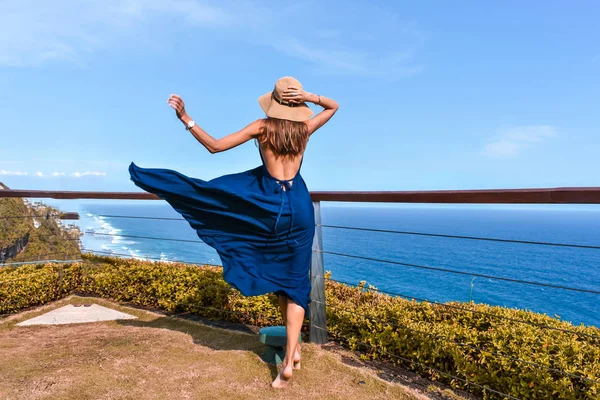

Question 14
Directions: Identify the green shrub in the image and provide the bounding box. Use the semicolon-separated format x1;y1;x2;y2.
325;277;600;399
0;256;598;399
0;263;80;314
78;254;283;326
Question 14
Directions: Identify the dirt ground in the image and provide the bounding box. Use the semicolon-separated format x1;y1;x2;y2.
0;297;473;400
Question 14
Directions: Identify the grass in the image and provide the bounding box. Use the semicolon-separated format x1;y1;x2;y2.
0;296;434;400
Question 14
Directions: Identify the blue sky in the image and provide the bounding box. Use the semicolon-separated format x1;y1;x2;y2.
1;0;599;192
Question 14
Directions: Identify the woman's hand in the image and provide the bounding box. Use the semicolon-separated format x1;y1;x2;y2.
168;94;189;120
281;87;315;105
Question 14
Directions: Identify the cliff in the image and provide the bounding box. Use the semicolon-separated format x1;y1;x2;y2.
0;233;30;263
0;182;81;263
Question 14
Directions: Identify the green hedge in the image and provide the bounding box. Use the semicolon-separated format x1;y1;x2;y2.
78;254;282;326
0;263;81;314
325;278;599;399
1;256;598;399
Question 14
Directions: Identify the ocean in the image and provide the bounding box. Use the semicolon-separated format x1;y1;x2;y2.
67;201;600;328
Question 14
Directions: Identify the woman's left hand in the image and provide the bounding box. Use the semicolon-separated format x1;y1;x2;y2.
168;94;188;119
282;87;310;104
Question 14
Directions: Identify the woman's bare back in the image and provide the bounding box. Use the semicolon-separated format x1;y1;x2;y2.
259;144;303;182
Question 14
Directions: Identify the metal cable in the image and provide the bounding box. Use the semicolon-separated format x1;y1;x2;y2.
96;214;185;221
7;210;594;250
0;233;80;241
83;231;203;244
319;250;600;295
81;249;220;267
85;232;600;294
1;251;82;267
0;258;82;268
0;214;52;219
59;213;600;251
325;277;600;341
319;224;600;250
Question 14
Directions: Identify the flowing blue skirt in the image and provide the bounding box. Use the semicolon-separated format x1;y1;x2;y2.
128;162;315;311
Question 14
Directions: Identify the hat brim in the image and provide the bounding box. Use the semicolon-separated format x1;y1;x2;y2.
258;92;314;122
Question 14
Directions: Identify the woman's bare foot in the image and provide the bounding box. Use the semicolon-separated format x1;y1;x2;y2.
271;364;293;389
272;345;300;388
293;345;301;370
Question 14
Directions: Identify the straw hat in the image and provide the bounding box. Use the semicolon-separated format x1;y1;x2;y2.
258;76;314;122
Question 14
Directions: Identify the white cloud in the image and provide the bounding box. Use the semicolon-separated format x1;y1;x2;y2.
25;158;129;168
0;169;106;177
0;0;425;76
483;140;522;158
72;171;107;177
0;0;232;67
0;170;28;176
262;3;426;77
272;39;423;78
483;125;558;159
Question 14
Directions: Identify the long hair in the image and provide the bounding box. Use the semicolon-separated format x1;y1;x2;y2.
258;117;309;159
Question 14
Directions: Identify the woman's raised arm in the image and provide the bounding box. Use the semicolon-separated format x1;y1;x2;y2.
281;87;339;135
168;94;262;154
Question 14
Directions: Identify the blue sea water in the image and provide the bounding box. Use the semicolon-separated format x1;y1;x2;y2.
70;202;600;328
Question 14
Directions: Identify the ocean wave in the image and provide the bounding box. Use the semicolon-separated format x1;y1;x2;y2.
127;248;144;260
77;211;143;258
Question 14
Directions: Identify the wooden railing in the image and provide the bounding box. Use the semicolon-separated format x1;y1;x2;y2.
3;187;600;203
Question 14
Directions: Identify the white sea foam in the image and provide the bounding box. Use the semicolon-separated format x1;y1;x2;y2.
127;248;145;260
77;211;142;258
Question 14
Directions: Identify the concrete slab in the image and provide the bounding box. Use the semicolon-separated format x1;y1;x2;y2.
17;304;137;326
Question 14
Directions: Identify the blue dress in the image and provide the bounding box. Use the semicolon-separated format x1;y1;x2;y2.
128;149;315;311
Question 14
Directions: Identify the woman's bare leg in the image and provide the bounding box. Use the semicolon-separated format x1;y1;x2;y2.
272;298;305;388
278;295;301;367
278;294;288;323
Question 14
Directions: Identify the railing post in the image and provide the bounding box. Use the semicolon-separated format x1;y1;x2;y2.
310;201;328;344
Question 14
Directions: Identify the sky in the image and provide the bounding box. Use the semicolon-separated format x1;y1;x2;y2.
1;0;599;193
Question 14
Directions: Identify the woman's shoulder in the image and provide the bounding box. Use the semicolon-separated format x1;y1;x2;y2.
251;118;267;132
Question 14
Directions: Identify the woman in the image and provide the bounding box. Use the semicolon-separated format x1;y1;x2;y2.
129;76;338;388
